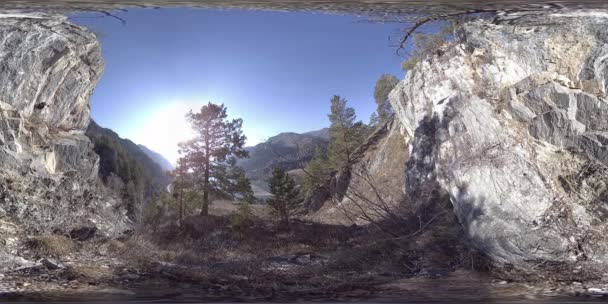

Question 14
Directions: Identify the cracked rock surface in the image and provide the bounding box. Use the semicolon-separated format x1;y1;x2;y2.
0;13;129;267
390;12;608;266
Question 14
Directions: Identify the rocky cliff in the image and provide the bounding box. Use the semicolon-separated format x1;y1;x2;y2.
307;12;608;270
387;13;608;267
0;13;129;238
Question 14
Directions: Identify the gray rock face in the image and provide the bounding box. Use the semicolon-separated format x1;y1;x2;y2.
0;13;129;236
390;12;608;265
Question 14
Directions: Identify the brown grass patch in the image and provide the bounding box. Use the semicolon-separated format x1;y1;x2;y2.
26;234;76;258
62;265;113;282
113;236;161;267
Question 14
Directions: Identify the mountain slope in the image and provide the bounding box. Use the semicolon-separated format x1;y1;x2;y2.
86;120;171;218
239;129;329;182
138;144;174;172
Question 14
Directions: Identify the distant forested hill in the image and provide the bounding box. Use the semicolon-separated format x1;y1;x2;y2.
86;120;171;219
239;128;329;184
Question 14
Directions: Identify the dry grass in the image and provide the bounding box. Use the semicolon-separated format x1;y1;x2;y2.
112;193;487;297
114;236;162;267
62;264;114;282
209;200;271;219
26;234;76;258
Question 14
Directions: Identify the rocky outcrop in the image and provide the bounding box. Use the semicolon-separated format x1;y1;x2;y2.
0;13;129;240
390;13;608;266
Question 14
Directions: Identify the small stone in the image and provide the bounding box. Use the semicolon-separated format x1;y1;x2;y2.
588;288;608;295
295;254;312;265
41;258;64;270
121;273;140;281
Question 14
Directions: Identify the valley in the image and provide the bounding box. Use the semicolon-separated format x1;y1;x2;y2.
2;3;608;303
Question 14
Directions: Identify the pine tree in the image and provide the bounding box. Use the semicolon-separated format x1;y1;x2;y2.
327;95;366;168
304;145;331;192
178;102;248;216
369;112;381;127
170;157;191;227
219;157;256;204
232;201;254;237
235;174;257;204
373;74;399;123
268;167;301;229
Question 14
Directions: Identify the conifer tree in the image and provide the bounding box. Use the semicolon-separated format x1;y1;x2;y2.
304;145;331;192
327;95;366;168
178;102;248;216
170;157;191;227
373;74;399;123
268;167;301;228
218;157;256;204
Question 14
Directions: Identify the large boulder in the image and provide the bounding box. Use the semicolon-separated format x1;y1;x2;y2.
390;13;608;266
0;13;129;235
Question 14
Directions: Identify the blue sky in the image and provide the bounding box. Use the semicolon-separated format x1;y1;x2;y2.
70;8;404;163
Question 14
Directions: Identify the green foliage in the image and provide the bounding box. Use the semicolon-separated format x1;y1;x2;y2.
216;157;256;203
268;167;301;228
304;146;332;193
231;201;254;237
369;112;381;127
178;102;249;216
401;22;454;72
327;95;367;169
373;74;399;123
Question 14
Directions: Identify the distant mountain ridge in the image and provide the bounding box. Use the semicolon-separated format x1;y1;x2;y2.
302;128;329;139
239;128;329;183
138;144;174;172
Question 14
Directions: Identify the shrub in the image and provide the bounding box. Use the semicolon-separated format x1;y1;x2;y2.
231;202;254;237
401;22;455;72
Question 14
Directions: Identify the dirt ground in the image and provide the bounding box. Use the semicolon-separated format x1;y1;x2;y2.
2;200;608;302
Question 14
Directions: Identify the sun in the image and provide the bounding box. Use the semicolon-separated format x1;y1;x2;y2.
131;100;198;165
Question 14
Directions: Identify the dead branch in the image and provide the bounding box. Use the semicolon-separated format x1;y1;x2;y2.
396;9;497;56
87;9;128;25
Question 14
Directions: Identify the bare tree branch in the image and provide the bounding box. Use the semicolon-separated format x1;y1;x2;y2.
396;10;498;56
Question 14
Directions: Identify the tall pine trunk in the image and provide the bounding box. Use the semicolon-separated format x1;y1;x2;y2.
178;182;184;227
201;161;210;216
280;203;289;229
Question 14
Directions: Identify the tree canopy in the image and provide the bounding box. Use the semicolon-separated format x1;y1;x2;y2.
178;102;249;216
268;167;301;228
327;95;367;168
373;74;399;124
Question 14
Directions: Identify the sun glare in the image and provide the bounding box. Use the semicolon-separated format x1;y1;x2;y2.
130;99;268;165
131;100;198;165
